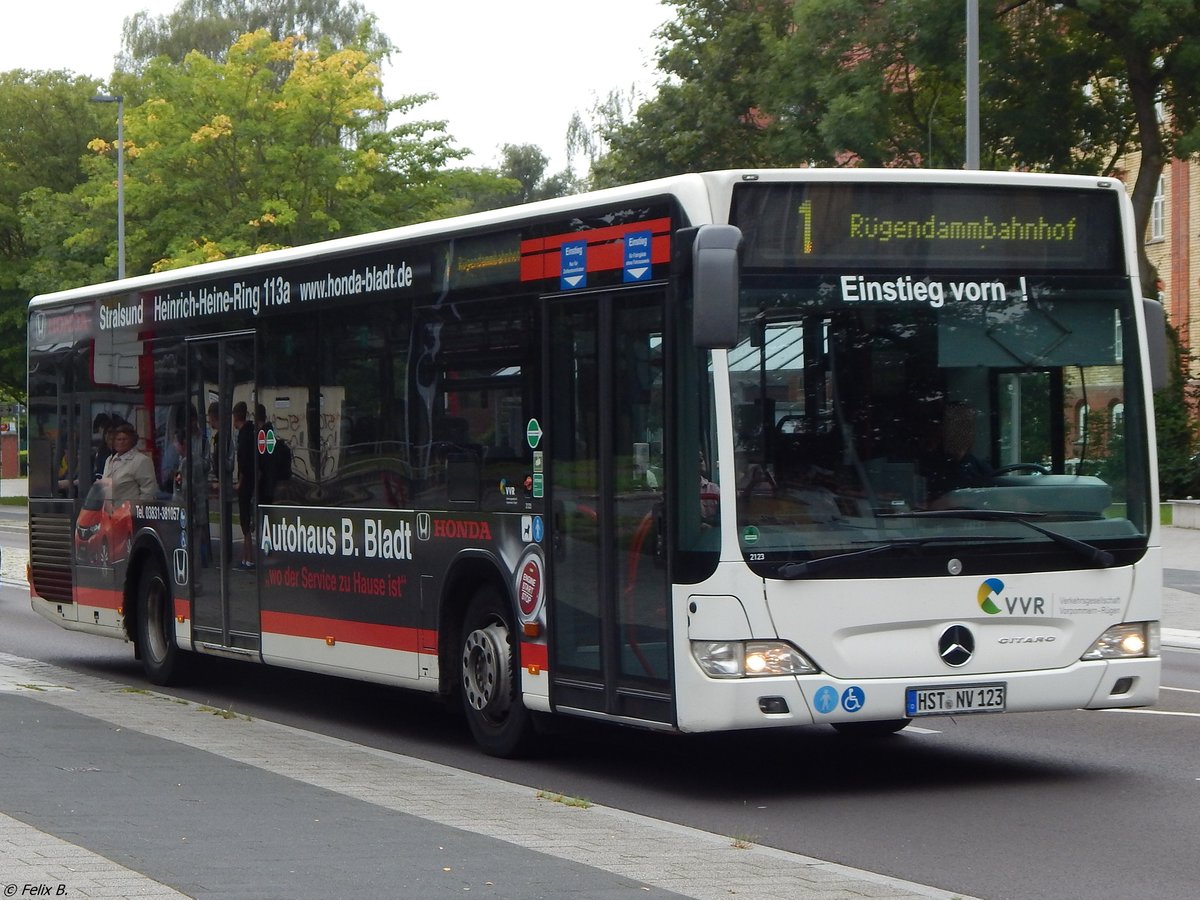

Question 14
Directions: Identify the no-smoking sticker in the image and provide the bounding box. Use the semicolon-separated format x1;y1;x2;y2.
515;548;544;621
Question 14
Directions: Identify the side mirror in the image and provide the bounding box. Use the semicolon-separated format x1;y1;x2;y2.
691;224;742;349
1141;297;1168;391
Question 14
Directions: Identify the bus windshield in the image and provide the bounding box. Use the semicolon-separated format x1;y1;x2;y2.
724;181;1147;580
728;279;1151;574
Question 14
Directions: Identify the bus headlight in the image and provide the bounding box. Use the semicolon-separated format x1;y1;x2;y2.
1081;622;1159;660
691;640;818;678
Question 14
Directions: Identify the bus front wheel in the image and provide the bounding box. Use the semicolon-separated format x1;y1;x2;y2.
137;560;183;685
459;586;534;757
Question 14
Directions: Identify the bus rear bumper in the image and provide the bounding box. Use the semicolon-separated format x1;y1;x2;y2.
31;595;129;641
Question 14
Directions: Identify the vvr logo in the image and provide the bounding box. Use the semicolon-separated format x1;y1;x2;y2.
977;578;1046;616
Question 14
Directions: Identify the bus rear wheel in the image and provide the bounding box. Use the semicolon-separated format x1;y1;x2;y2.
137;559;183;685
459;586;533;757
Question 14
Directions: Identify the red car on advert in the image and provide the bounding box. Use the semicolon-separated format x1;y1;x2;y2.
75;478;133;567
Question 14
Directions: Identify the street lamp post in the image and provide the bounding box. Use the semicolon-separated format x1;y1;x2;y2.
90;93;125;280
965;0;980;169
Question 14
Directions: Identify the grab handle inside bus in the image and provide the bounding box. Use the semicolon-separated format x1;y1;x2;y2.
690;224;742;349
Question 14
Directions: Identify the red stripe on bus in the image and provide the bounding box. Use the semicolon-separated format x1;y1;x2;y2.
73;586;123;610
174;598;190;622
519;218;672;281
521;233;670;280
521;217;671;253
260;610;436;653
521;641;548;670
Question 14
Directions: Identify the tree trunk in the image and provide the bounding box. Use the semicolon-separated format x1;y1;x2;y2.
1112;37;1165;298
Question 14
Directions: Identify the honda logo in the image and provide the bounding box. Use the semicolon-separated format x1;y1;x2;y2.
173;548;189;586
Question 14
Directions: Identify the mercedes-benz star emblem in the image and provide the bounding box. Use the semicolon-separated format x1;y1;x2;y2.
938;625;975;667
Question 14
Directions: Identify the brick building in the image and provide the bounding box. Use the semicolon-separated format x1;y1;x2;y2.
1;429;18;478
1119;153;1199;372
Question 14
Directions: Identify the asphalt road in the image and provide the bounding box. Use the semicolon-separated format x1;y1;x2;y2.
1;573;1196;900
1165;566;1200;592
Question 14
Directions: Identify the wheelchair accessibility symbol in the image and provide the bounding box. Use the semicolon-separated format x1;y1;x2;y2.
841;686;865;713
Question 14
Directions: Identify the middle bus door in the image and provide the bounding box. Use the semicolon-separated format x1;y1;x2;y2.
545;289;674;725
186;334;261;654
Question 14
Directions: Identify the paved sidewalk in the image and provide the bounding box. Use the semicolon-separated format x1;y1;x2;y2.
0;654;970;900
1159;523;1200;649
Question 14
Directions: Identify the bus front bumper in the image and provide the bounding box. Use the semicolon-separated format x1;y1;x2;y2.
673;656;1160;733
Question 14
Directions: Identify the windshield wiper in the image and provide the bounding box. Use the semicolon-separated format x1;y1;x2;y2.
776;543;895;579
881;509;1115;568
774;535;1017;580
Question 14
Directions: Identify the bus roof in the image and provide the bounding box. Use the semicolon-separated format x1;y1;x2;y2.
28;167;1129;311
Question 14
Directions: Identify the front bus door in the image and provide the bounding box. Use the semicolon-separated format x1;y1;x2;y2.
186;334;260;654
545;289;673;724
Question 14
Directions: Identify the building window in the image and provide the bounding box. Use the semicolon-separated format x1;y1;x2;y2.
1150;176;1165;242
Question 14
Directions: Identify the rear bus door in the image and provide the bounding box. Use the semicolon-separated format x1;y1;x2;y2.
186;333;260;654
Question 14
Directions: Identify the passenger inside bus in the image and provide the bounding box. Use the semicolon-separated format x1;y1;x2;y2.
920;403;994;500
233;402;256;569
102;423;158;502
91;412;114;481
699;451;719;524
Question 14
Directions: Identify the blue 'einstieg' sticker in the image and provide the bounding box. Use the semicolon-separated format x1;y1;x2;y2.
561;240;586;290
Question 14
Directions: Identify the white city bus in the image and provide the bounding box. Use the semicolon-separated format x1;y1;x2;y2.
27;169;1163;755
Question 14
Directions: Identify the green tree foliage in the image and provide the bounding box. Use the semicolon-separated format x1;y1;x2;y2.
493;144;581;205
445;144;582;215
590;0;795;188
0;71;109;396
566;87;641;177
119;0;392;72
765;0;1124;170
24;31;464;277
495;144;555;205
1155;324;1199;498
1049;0;1200;295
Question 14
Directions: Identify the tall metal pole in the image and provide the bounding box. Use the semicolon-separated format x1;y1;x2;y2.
965;0;980;169
116;96;125;280
90;94;125;279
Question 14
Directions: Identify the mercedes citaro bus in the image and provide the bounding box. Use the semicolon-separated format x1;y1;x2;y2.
27;169;1164;755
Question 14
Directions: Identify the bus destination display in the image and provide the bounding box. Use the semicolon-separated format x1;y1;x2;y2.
732;181;1124;273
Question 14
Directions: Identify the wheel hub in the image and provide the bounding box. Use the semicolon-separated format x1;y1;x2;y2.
462;622;512;715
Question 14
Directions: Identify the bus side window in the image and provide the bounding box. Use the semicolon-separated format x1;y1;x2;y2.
416;296;537;511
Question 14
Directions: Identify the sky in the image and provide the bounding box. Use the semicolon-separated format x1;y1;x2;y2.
3;0;671;172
